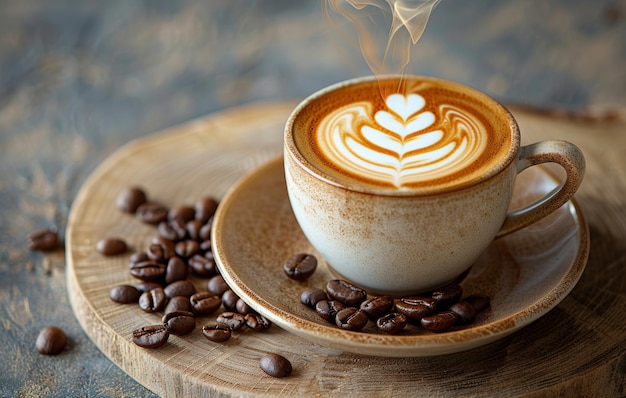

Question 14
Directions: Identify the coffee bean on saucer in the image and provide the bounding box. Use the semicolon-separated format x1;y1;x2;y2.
420;310;459;332
260;353;292;378
376;312;408;334
165;256;188;285
132;325;169;349
335;307;368;331
300;288;328;308
221;289;240;312
207;275;229;296
168;205;195;223
245;313;272;331
360;296;394;320
162;311;196;336
190;292;222;316
109;284;140;304
36;326;67;355
465;293;491;313
315;300;345;323
27;228;60;251
449;301;477;324
202;323;231;343
130;261;166;282
138;287;166;312
326;280;367;307
116;187;147;213
136;203;168;225
164;296;192;314
195;197;218;224
395;297;434;321
96;237;127;256
164;280;196;299
216;312;246;331
282;253;317;281
431;284;463;309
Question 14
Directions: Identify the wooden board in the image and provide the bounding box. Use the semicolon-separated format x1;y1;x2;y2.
66;101;626;397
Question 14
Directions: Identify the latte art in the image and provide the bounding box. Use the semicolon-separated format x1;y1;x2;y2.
316;93;488;188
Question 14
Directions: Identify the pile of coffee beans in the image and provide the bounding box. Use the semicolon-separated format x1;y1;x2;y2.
292;254;490;334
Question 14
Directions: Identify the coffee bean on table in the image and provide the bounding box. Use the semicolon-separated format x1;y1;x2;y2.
36;326;67;355
360;296;394;320
465;293;491;313
129;261;166;281
188;254;216;277
138;287;167;312
132;324;169;349
158;220;187;242
221;289;240;312
175;240;200;259
259;353;292;378
162;311;196;336
195;197;218;224
216;312;246;331
449;301;477;324
168;205;195;223
245;313;272;331
431;284;463;309
315;300;346;323
282;253;317;281
96;237;127;256
198;223;212;242
300;288;328;308
165;256;188;285
135;203;168;225
335;307;368;331
134;281;162;293
129;252;149;265
207;275;229;296
202;323;232;343
199;240;212;253
376;312;408;334
109;285;140;304
190;292;222;316
420;310;459;332
236;299;254;315
186;220;204;241
27;228;60;251
116;187;147;213
326;280;367;307
164;280;196;299
147;242;173;263
164;296;192;314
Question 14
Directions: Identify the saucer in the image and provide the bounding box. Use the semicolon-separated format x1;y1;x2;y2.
212;156;589;357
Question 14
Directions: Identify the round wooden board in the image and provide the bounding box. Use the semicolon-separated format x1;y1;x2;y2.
66;101;616;397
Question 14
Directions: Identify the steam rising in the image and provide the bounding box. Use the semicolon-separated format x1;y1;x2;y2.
323;0;441;78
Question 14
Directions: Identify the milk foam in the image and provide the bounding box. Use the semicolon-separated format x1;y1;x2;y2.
315;92;488;189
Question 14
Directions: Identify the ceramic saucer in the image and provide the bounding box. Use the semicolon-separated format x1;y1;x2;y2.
212;156;589;357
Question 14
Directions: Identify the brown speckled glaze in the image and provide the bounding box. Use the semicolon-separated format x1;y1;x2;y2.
212;156;589;357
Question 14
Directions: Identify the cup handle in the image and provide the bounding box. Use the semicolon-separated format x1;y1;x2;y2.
496;140;585;238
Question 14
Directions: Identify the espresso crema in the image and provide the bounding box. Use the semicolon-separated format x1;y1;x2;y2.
291;77;515;193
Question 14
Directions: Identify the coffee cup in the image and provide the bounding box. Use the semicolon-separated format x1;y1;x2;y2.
284;75;585;296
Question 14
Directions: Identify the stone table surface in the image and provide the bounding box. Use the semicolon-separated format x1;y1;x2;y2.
1;0;625;396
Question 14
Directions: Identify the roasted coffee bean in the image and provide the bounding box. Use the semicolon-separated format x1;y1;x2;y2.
190;292;222;316
175;240;200;259
132;324;169;349
395;298;434;321
96;237;127;256
216;312;246;331
199;240;212;253
165;256;188;285
36;326;67;355
449;301;476;324
465;293;491;313
202;323;231;343
236;299;254;315
221;289;240;312
129;252;149;264
282;253;317;281
116;187;147;213
335;307;368;331
135;203;168;225
260;354;292;378
188;254;216;277
195;197;219;224
360;296;394;320
147;242;173;263
27;228;60;251
158;220;187;242
129;261;166;281
420;310;459;332
134;281;163;293
315;300;346;323
186;220;204;241
300;288;328;308
376;312;408;334
326;280;367;307
400;296;437;311
168;205;195;223
162;311;196;336
207;275;229;296
164;280;196;299
245;313;272;331
431;284;463;309
138;288;167;312
109;284;140;304
164;296;192;314
198;223;212;242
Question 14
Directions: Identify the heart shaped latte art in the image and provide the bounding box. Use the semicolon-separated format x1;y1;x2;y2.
315;92;488;189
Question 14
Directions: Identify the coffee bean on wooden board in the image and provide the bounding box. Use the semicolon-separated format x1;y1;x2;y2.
116;187;147;213
195;197;219;224
162;311;196;336
168;205;195;223
96;237;127;256
164;296;192;314
216;312;246;331
135;203;168;225
129;261;166;282
244;313;272;331
221;290;240;312
36;326;67;355
207;275;229;296
190;292;222;316
202;323;231;343
109;285;140;304
282;253;317;281
188;254;216;277
132;325;169;349
27;228;60;251
164;280;196;299
138;288;167;312
259;354;292;378
164;256;188;285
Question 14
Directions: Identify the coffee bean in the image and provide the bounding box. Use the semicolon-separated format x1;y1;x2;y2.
449;301;476;324
195;197;218;224
129;261;166;282
282;253;317;281
259;354;292;378
158;220;187;242
335;307;368;331
129;252;149;264
162;311;195;336
168;205;195;223
326;280;367;307
236;299;254;315
116;187;147;213
147;242;173;263
400;296;438;311
27;228;60;251
164;280;196;299
300;288;328;308
109;285;140;304
395;298;434;321
216;312;246;331
36;326;66;355
207;275;229;296
133;281;163;293
199;240;212;254
136;203;168;225
190;292;222;316
202;323;231;343
185;220;204;241
175;240;200;259
221;289;240;312
431;284;463;309
165;256;188;285
465;293;491;313
164;296;192;314
420;310;459;332
188;254;216;277
245;313;272;331
360;296;394;320
315;300;345;323
198;224;212;242
376;312;408;334
96;237;127;256
138;288;166;312
132;324;169;349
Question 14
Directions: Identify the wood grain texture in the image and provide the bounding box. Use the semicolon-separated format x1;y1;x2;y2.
66;101;625;397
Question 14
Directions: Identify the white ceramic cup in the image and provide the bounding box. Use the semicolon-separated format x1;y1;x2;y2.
284;75;585;296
